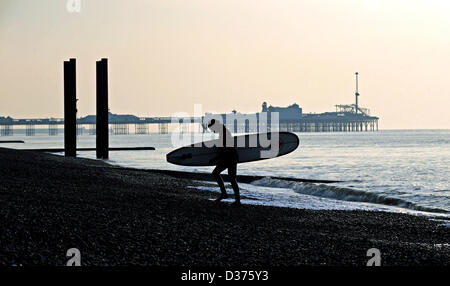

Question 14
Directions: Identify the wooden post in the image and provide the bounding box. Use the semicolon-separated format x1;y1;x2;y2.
96;58;109;159
64;58;77;157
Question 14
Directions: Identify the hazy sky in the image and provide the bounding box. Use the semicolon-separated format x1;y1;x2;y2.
1;0;450;129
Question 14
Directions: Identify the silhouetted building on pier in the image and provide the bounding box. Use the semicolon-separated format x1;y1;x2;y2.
205;73;378;132
262;102;302;121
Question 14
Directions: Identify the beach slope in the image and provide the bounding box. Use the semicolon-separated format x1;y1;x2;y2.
0;148;449;266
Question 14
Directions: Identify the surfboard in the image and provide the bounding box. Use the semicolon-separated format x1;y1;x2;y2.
166;132;299;166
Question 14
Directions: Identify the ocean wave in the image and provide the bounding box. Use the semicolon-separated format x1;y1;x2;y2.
251;177;449;214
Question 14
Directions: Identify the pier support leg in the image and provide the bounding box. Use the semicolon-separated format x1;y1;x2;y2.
49;123;58;136
88;124;96;135
77;124;84;135
135;123;149;134
26;124;35;136
0;125;13;136
159;123;168;134
64;58;77;157
96;58;109;159
111;124;129;135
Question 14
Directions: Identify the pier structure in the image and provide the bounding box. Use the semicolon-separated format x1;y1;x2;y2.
111;124;130;135
212;111;378;133
135;119;149;134
209;72;379;133
1;72;378;135
25;123;35;136
158;123;169;134
278;115;378;132
48;120;59;136
0;116;202;136
0;124;13;136
0;112;378;135
88;124;96;135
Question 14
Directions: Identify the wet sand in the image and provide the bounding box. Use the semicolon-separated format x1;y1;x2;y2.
0;147;449;266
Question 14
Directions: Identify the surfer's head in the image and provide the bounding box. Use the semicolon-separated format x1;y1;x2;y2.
207;119;221;133
207;119;216;128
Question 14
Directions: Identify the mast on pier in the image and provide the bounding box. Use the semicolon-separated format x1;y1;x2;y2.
355;72;359;114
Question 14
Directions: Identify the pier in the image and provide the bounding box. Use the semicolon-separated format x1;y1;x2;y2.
0;112;378;135
0;115;202;136
0;71;378;137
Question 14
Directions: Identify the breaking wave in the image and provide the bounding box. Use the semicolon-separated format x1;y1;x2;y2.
251;177;449;214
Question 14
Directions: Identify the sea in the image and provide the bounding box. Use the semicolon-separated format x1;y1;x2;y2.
3;129;450;220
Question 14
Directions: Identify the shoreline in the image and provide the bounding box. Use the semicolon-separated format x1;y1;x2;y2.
110;167;450;217
1;147;449;266
114;168;344;184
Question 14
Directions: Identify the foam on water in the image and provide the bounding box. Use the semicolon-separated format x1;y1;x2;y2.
251;177;449;214
189;182;450;219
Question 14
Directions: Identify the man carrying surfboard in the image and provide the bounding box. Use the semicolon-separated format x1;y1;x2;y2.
207;119;241;205
166;119;299;205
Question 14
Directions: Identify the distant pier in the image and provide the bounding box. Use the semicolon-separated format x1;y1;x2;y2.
0;116;198;136
0;112;378;136
0;72;378;136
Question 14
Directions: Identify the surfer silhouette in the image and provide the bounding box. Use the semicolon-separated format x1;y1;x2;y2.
207;119;240;205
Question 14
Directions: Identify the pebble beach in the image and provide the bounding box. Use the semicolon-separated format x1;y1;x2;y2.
1;148;449;266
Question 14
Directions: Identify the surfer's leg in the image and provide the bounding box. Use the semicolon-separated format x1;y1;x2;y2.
228;163;240;204
213;163;228;201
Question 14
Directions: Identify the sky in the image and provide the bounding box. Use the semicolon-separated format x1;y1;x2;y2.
1;0;450;129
